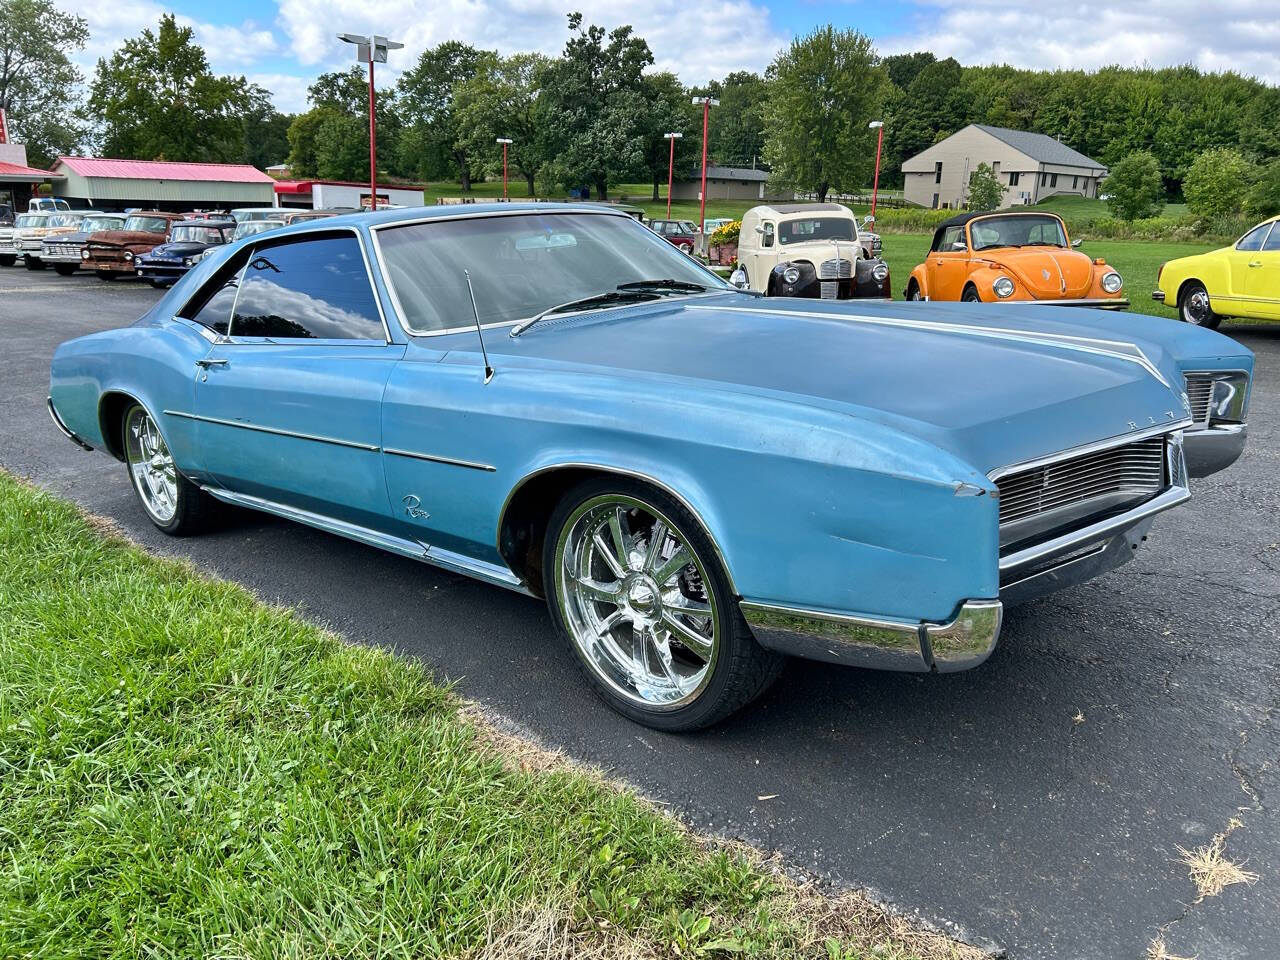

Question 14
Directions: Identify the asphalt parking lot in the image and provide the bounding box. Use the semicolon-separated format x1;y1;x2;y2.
2;266;1277;959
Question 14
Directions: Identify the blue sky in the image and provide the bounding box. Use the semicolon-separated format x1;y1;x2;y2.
61;0;1280;113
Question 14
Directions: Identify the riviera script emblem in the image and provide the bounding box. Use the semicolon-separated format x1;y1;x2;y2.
402;494;430;520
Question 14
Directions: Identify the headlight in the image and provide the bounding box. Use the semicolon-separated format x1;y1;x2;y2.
80;250;89;260
993;276;1015;298
871;262;889;283
124;251;134;262
782;265;801;285
183;257;193;267
1101;271;1123;294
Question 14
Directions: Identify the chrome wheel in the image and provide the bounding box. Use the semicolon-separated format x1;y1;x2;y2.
124;406;178;524
555;495;719;709
1182;286;1212;325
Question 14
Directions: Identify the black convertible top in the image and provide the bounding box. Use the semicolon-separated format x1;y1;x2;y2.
931;208;1063;247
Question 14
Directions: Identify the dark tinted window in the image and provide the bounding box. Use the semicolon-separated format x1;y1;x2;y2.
180;250;250;334
230;234;383;341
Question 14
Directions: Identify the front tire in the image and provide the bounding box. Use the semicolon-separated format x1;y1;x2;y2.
961;284;982;302
95;269;116;281
544;478;783;730
906;280;923;301
0;254;15;267
24;256;45;270
121;403;216;535
53;263;78;276
1179;281;1221;329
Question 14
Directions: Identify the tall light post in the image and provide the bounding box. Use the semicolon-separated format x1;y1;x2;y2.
496;138;513;200
868;120;885;222
663;132;682;219
691;96;718;235
338;32;403;211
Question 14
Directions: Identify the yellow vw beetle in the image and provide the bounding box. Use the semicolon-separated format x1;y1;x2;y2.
1154;215;1280;327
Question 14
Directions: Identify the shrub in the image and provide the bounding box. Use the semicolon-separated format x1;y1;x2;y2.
1183;148;1255;217
1245;160;1280;218
1102;152;1165;221
873;207;953;233
967;163;1003;211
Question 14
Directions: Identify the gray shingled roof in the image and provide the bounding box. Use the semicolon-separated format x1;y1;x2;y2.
685;165;770;182
973;124;1104;170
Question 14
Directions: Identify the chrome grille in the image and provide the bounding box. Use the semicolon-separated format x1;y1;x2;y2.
1185;374;1214;425
818;258;852;280
996;436;1166;527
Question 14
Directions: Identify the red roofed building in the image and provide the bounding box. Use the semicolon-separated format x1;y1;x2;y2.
0;142;63;212
50;156;275;210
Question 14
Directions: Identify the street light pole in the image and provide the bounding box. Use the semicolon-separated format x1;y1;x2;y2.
496;138;513;200
868;120;885;222
663;132;682;219
338;32;403;211
691;96;718;236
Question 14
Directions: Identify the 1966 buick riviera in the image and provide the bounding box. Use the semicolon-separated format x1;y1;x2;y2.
48;204;1253;729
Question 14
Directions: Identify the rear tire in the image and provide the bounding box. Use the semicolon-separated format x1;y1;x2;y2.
1178;281;1221;329
53;263;78;276
543;477;783;731
24;256;45;270
121;402;217;536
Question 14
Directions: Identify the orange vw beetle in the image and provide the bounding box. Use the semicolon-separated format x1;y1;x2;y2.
905;210;1128;308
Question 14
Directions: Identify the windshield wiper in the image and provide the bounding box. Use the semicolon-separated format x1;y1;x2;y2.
615;278;706;293
509;290;659;338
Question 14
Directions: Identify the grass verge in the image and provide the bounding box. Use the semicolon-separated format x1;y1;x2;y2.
0;472;980;960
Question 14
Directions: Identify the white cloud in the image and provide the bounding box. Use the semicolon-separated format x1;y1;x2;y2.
246;73;313;112
880;0;1280;83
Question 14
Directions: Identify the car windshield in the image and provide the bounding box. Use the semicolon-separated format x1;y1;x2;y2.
233;220;283;240
969;215;1067;250
14;214;45;227
233;210;281;223
171;225;226;244
48;213;84;228
83;216;124;232
377;212;727;334
778;217;856;244
123;216;170;233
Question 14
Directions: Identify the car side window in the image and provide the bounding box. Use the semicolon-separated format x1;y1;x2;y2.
762;222;774;248
936;225;964;251
1262;225;1280;252
1237;223;1271;252
178;250;251;335
230;233;384;341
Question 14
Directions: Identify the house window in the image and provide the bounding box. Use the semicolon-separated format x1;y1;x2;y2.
1072;175;1078;189
1041;172;1048;187
932;193;940;209
934;162;943;184
1050;173;1058;188
1008;172;1020;186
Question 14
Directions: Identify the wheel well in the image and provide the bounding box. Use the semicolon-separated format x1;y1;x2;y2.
1175;278;1203;305
905;277;920;297
498;466;727;600
962;281;980;299
97;391;138;461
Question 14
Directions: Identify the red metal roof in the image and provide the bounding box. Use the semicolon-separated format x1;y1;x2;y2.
0;160;62;180
56;156;273;183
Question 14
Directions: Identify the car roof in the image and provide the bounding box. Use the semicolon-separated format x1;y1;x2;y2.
935;209;1063;231
265;201;636;235
175;218;235;228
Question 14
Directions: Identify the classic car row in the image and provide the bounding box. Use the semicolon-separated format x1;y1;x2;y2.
48;203;1253;730
0;206;345;285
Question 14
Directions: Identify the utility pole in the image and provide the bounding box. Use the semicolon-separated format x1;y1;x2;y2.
868;120;885;221
663;132;682;219
338;32;403;211
496;138;513;200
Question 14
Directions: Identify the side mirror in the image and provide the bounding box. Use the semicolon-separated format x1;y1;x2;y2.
754;225;765;235
729;267;749;290
1072;238;1083;248
951;241;967;251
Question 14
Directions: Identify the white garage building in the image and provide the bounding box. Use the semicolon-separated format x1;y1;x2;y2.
49;156;276;210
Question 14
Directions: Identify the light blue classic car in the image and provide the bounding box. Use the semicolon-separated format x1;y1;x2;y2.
48;204;1254;730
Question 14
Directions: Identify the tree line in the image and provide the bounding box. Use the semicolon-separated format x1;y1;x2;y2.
4;0;1279;207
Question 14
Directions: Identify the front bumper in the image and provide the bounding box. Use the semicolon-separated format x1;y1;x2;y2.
0;242;19;257
1013;296;1130;310
1183;423;1246;477
135;262;190;282
1152;290;1166;303
83;258;132;274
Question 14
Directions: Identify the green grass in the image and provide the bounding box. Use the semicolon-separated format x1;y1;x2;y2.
0;473;969;960
878;234;1214;317
1031;194;1190;221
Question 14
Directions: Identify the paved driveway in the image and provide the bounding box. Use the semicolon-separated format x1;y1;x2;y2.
3;266;1277;959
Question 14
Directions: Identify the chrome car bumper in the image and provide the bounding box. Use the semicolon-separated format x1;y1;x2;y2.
1183;423;1246;477
742;598;1003;674
1013;297;1130;310
1151;290;1165;303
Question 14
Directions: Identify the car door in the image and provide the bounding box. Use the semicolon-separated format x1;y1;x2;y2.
1225;221;1271;309
191;229;405;531
1245;220;1280;318
926;224;970;299
748;220;776;290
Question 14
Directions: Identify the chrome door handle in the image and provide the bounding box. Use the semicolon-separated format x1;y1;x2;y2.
1249;260;1263;267
195;358;228;368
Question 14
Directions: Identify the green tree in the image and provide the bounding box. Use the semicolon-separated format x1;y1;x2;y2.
285;69;401;181
89;14;250;162
454;52;551;196
0;0;88;166
1182;147;1255;217
637;72;698;201
1245;160;1280;217
967;162;1003;210
882;51;936;91
701;71;768;168
537;13;654;200
397;41;495;188
886;57;966;182
1102;151;1165;220
761;26;891;202
239;86;291;170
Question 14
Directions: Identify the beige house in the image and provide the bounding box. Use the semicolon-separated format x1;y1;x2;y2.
902;124;1107;210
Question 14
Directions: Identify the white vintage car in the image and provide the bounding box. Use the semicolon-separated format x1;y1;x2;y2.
732;202;890;300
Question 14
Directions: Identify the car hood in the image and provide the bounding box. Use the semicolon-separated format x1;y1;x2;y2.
142;240;216;259
978;247;1095;299
86;230;166;248
775;239;862;259
43;230;92;245
496;294;1192;475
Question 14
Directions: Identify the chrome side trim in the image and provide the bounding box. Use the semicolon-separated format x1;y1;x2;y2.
688;303;1172;387
988;420;1191;482
200;486;532;595
496;461;738;595
162;409;380;452
47;396;93;451
383;447;497;472
741;598;1003;673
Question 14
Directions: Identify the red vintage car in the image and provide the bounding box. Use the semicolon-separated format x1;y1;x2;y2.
648;219;699;254
81;211;187;280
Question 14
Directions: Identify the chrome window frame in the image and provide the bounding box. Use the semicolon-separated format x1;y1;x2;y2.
367;207;730;338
